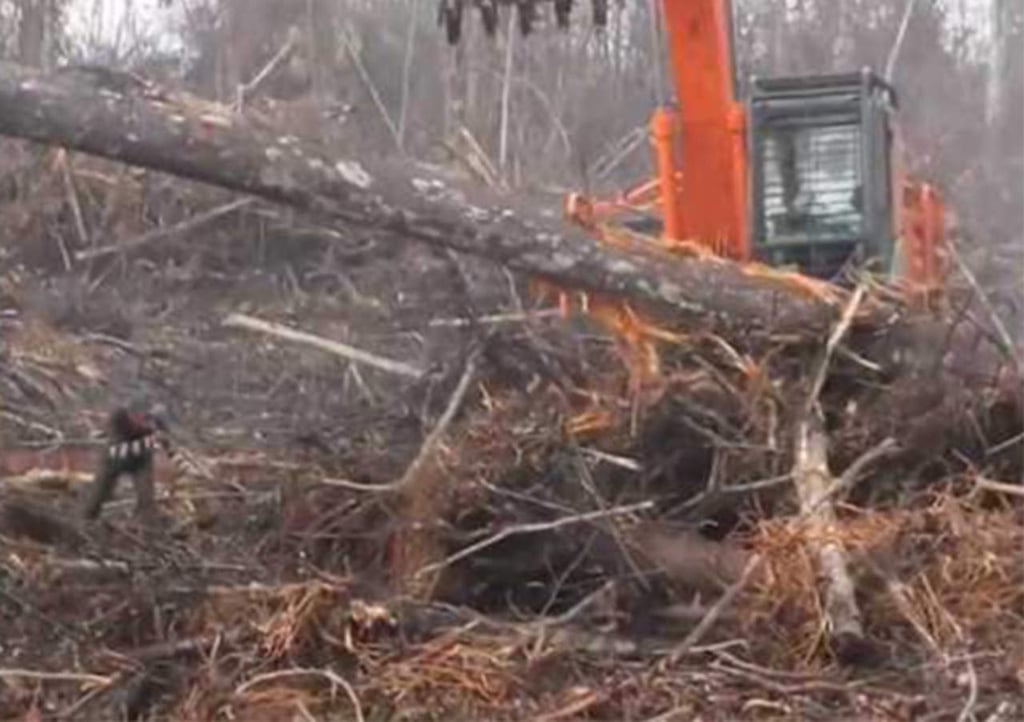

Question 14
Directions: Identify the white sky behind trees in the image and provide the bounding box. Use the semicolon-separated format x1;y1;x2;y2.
65;0;183;61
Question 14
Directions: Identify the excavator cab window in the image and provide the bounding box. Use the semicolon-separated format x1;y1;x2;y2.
749;70;898;282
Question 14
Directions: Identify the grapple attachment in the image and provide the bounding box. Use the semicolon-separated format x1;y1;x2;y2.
438;0;609;45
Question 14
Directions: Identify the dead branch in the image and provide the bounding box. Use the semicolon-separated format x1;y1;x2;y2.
428;310;561;328
457;126;502;189
340;30;402;154
666;553;764;664
956;655;979;722
807;284;867;407
76;197;255;261
834;437;899;490
223;312;425;379
0;669;112;686
397;350;478;490
533;688;605;721
46;557;131;575
974;475;1024;497
57;150;89;251
792;286;869;661
316;351;480;494
234;667;364;722
235;26;302;110
413;500;655;580
123;630;244;662
1;469;92;485
949;242;1020;375
793;410;866;655
986;432;1023;458
815;437;900;509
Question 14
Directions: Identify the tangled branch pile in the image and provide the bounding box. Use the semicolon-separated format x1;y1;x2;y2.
0;61;1021;721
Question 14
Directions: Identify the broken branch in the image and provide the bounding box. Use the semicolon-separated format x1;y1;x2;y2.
666;553;765;664
0;669;112;686
792;286;869;661
223;312;425;379
234;667;364;722
76;197;254;261
413;501;655;580
396;350;479;490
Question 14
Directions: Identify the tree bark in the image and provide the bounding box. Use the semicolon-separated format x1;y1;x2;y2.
0;60;858;337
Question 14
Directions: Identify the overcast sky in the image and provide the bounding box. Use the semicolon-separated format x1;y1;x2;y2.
65;0;182;59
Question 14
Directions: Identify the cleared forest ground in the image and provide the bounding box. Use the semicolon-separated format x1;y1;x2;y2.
0;144;1021;721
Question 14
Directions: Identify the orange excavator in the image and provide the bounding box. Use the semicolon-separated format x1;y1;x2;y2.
439;0;949;298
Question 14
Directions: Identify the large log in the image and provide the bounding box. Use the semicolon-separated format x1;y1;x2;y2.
0;60;860;336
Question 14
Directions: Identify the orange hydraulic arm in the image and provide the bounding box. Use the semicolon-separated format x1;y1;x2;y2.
551;0;757;396
660;0;749;259
566;0;750;260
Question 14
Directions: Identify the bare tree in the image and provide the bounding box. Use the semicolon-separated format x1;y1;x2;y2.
16;0;57;69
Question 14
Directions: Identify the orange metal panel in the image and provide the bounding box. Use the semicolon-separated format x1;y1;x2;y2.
651;106;684;242
899;181;947;299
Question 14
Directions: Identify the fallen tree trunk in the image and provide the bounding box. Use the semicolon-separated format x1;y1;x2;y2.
0;60;864;336
1;61;1018;423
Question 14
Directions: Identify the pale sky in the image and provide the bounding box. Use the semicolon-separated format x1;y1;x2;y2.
65;0;183;60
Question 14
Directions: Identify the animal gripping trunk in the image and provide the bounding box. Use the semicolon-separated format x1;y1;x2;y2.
81;444;158;522
82;406;163;522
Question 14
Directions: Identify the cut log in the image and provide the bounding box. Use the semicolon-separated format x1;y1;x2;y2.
0;60;861;336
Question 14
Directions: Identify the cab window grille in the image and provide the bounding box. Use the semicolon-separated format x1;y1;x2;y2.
760;124;863;246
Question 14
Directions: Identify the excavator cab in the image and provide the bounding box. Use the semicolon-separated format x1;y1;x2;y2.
748;70;898;282
436;0;948;298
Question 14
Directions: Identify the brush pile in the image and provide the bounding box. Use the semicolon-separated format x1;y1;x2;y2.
0;134;1022;722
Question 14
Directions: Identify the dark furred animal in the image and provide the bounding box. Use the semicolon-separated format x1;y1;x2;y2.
82;405;167;521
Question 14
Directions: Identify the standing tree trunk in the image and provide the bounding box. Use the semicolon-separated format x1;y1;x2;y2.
17;0;51;70
986;0;1007;129
498;9;517;183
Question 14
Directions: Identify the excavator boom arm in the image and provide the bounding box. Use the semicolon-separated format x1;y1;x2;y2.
659;0;748;258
